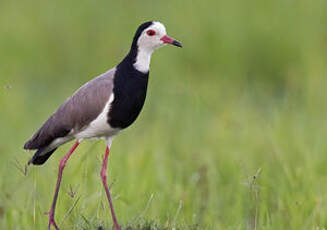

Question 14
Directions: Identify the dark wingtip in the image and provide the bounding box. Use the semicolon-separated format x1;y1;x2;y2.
24;142;31;150
24;140;35;150
28;148;58;165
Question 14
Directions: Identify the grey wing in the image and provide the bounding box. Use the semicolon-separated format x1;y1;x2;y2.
24;68;115;150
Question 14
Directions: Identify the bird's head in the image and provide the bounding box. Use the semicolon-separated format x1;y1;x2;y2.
126;21;182;73
132;21;182;52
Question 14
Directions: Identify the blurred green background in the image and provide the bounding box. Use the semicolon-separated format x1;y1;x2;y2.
1;0;327;229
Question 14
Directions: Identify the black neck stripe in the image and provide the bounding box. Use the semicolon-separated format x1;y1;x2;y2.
131;21;153;50
118;21;153;73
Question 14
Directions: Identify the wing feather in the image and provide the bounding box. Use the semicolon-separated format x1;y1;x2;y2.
24;68;115;150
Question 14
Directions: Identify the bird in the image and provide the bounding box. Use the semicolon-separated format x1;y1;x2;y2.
24;21;182;230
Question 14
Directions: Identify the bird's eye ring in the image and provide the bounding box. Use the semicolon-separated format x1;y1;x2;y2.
146;30;156;36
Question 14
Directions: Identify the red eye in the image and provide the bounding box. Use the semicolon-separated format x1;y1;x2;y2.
146;30;156;36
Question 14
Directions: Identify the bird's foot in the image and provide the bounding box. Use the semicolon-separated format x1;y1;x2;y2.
47;209;59;230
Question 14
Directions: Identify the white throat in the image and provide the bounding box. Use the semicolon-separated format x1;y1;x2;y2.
133;47;153;73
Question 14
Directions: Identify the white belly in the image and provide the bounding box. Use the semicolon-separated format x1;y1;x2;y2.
74;94;120;140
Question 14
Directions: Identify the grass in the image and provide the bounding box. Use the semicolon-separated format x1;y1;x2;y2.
1;0;327;229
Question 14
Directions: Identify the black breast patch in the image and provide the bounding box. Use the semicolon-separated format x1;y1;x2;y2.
107;56;149;129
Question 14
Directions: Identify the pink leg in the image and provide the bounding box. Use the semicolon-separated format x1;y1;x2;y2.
48;141;80;230
101;146;120;230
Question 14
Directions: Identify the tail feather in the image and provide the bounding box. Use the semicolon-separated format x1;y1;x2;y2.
28;148;58;165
